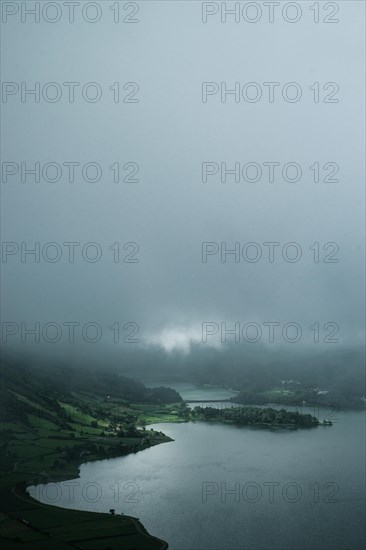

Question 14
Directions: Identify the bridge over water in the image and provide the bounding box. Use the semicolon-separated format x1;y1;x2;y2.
183;399;232;404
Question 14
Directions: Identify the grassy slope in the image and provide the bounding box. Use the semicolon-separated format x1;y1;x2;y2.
0;366;181;549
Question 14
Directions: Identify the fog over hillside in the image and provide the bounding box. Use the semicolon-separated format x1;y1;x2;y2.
1;2;364;376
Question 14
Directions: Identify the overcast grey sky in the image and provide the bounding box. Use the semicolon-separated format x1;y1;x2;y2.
1;1;365;363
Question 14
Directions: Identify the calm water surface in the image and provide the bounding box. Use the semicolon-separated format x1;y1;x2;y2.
30;388;365;550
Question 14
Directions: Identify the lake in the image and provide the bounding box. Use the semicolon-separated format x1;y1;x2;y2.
29;385;365;550
144;380;240;401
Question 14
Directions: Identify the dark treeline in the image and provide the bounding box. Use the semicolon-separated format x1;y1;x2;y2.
192;405;320;428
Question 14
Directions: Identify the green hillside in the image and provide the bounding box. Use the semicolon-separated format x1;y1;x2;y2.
0;362;181;549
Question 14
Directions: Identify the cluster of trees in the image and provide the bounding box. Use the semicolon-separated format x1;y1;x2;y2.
117;424;140;437
176;403;190;419
192;406;319;427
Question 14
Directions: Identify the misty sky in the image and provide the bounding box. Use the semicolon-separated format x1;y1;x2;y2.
1;1;365;363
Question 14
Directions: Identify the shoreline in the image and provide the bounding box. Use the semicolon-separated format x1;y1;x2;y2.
1;401;341;548
10;483;169;549
2;436;172;549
